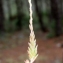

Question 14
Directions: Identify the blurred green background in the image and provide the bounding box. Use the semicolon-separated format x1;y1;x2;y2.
0;0;63;38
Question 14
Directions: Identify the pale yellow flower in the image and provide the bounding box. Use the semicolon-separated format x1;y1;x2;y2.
25;0;38;63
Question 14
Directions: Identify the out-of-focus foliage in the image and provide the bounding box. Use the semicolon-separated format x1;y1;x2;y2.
0;0;63;37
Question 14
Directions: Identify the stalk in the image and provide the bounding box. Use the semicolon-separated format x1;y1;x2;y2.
25;0;38;63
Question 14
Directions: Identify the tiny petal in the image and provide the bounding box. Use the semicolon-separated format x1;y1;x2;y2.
25;60;29;63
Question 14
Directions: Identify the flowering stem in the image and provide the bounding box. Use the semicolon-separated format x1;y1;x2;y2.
25;0;38;63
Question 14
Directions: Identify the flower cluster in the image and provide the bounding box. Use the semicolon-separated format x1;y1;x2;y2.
25;0;38;63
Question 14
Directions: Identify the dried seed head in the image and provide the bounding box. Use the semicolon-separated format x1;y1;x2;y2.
25;0;38;63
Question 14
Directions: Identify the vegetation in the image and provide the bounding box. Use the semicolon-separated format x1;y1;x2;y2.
25;0;38;63
0;0;63;37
